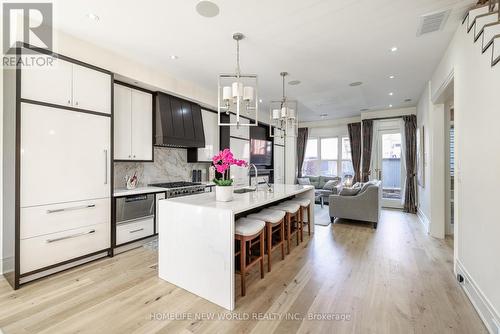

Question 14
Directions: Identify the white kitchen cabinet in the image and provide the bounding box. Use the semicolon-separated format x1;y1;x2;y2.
21;57;73;107
230;114;250;139
230;137;250;187
20;103;111;207
20;222;110;274
274;145;285;184
21;56;111;114
113;84;152;161
72;64;112;114
196;110;220;162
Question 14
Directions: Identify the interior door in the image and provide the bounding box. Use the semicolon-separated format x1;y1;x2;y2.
131;89;153;160
21;103;111;207
373;129;404;209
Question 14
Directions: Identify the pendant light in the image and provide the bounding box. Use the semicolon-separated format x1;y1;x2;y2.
218;33;258;128
269;72;298;138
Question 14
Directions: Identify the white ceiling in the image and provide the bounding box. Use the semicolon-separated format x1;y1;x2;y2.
51;0;474;122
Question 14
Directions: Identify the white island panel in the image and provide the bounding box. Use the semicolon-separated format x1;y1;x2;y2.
158;184;314;310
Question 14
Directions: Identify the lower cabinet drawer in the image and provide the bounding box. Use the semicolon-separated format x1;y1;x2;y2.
21;198;110;239
20;222;110;274
116;217;154;245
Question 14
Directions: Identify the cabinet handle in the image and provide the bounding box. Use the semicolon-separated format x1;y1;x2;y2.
104;149;108;184
75;101;79;106
46;229;96;243
133;155;136;158
129;228;144;234
67;99;71;105
46;204;96;214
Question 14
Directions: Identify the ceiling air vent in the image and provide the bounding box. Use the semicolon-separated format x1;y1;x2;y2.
417;9;451;36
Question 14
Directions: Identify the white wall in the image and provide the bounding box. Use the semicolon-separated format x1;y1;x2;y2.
418;19;500;329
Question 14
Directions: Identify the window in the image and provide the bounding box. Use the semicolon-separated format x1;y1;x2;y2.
341;137;354;177
301;136;354;177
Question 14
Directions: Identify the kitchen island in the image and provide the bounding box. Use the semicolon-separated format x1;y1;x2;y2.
157;184;315;310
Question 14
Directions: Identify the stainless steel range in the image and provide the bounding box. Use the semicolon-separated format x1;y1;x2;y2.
149;181;206;198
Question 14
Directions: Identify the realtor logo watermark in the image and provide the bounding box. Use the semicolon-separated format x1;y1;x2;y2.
2;2;55;68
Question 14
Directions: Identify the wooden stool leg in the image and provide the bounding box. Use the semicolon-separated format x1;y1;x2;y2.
259;231;265;279
280;219;285;260
266;223;272;272
296;212;300;246
286;214;291;254
299;209;304;243
307;204;311;236
240;239;246;297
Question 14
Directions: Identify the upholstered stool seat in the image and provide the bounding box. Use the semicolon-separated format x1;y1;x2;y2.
247;209;286;272
234;218;265;297
269;203;300;214
247;209;285;225
235;218;265;236
286;198;311;207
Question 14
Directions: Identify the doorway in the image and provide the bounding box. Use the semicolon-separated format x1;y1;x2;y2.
372;127;404;209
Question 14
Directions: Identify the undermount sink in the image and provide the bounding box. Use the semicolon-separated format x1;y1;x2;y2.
234;188;257;194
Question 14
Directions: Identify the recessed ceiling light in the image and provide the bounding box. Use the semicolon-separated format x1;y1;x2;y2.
389;75;395;79
360;108;370;112
389;104;393;108
259;99;263;103
390;46;398;52
86;13;100;21
288;80;301;86
170;55;179;60
389;92;394;96
133;81;139;84
196;0;220;18
320;113;328;118
349;81;363;87
404;98;412;102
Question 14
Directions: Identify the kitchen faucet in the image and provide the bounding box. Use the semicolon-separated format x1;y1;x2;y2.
248;164;258;190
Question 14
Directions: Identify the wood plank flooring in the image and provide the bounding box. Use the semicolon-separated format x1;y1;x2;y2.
0;207;487;334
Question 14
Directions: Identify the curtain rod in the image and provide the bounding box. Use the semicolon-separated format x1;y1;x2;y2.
362;115;407;122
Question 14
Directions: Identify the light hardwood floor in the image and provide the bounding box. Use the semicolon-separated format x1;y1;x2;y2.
0;208;487;334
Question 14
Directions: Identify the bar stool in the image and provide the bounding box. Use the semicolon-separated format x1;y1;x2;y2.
268;202;301;254
285;198;312;239
247;209;286;272
235;218;265;297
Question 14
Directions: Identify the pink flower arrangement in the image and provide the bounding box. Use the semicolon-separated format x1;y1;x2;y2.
212;149;248;186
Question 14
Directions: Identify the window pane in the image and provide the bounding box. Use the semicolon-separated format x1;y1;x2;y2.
320;138;338;160
302;159;319;176
319;160;337;176
342;160;354;177
304;139;318;159
342;137;351;160
382;133;401;159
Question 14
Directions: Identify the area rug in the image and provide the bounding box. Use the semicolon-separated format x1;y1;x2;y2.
314;205;331;226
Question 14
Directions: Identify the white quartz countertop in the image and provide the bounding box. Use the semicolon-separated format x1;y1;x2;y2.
164;184;314;214
113;186;168;197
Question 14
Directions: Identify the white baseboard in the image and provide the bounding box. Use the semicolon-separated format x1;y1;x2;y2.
417;208;430;234
456;259;500;334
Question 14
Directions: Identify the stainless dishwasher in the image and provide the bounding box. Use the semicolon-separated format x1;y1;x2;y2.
115;194;155;245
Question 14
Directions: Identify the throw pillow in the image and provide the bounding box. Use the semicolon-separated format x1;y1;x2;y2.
297;178;311;185
340;187;361;196
323;179;340;190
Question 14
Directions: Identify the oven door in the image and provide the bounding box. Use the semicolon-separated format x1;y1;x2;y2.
115;194;155;224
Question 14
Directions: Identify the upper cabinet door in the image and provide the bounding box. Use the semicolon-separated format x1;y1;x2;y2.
198;110;219;162
229;114;250;139
131;89;153;161
21;103;111;207
21;57;73;107
72;64;111;114
113;84;132;160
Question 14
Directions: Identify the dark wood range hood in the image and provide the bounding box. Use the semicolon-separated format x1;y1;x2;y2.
155;92;206;148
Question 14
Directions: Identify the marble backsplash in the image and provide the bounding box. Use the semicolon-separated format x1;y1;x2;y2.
114;147;210;188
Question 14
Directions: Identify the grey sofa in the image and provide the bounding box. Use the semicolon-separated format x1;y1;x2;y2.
329;180;382;228
298;176;342;206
